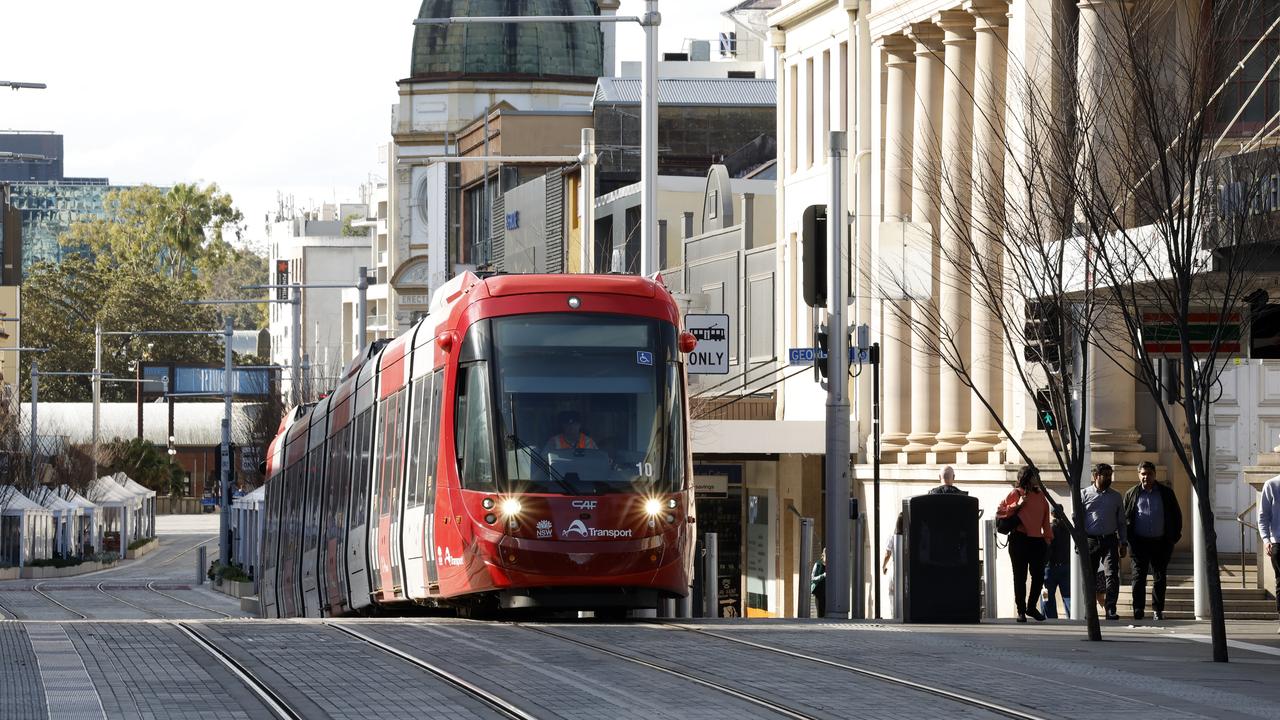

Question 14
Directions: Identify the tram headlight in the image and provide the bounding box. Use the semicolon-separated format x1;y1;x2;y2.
644;498;664;517
500;497;523;518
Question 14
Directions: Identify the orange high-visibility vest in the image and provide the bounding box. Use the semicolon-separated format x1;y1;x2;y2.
552;432;597;449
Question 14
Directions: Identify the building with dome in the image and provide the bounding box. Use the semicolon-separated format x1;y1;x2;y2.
360;0;618;339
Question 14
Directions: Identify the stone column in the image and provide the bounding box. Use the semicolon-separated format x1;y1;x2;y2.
880;35;916;455
1077;0;1129;226
961;0;1009;460
931;10;976;458
901;23;944;457
1090;322;1146;454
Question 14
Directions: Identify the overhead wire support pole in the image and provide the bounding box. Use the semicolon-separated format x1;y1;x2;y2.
93;324;101;479
824;130;851;618
221;315;234;568
413;7;660;277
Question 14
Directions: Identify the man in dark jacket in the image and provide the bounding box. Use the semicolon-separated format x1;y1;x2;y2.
1124;461;1182;620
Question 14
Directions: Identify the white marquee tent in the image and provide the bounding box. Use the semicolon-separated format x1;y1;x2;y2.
86;477;138;558
27;485;84;558
112;472;156;540
0;486;55;568
57;485;103;556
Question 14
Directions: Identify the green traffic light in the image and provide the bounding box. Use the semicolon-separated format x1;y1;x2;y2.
1041;410;1055;429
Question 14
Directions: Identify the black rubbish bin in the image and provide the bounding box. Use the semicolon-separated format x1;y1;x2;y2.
901;493;981;623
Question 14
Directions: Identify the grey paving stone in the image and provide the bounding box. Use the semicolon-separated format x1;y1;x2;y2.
0;622;47;720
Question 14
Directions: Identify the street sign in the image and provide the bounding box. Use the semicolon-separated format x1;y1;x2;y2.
200;497;218;507
788;347;869;365
685;313;730;374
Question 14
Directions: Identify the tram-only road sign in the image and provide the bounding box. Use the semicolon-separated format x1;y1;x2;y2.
685;314;729;374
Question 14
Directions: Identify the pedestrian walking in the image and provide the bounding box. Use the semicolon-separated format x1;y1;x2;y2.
1082;463;1126;620
1041;514;1071;619
928;465;967;495
997;465;1054;623
1259;473;1280;633
1123;461;1181;620
811;548;827;617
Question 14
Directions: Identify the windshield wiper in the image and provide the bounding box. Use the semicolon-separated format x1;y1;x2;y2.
507;434;579;495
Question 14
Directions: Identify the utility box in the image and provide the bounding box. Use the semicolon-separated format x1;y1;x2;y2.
902;494;981;623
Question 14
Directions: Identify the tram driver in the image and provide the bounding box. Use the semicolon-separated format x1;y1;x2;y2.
544;410;598;455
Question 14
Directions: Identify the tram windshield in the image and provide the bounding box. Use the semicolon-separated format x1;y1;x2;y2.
481;313;686;495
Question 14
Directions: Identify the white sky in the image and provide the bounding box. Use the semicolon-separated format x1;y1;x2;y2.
0;1;727;250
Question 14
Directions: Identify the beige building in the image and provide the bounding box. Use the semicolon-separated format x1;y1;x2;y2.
768;0;1280;619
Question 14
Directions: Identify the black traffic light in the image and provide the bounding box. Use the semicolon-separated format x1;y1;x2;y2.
814;326;829;380
1034;389;1056;430
802;205;827;308
1024;300;1064;367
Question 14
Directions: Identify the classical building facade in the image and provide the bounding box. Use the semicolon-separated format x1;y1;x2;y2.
377;0;618;338
770;0;1280;617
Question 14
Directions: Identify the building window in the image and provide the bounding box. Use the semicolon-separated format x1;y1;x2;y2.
1213;4;1280;135
822;50;831;152
806;56;815;168
789;63;798;174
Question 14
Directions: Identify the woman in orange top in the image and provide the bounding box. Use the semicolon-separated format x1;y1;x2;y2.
998;465;1054;623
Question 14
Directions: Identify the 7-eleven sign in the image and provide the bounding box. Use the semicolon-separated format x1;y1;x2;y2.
1141;312;1241;355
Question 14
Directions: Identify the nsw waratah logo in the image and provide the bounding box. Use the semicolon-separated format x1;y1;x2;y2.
536;519;553;538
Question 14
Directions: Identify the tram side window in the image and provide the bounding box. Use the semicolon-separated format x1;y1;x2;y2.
350;409;373;531
406;378;426;508
424;370;443;504
303;449;323;549
456;363;495;490
665;366;688;490
376;394;399;517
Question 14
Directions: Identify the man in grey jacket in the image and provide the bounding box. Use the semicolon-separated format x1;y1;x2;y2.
1082;463;1127;620
1260;474;1280;633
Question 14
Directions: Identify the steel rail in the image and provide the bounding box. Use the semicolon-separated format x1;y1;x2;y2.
176;622;301;720
517;624;819;720
93;581;161;618
145;581;234;619
32;582;88;620
327;622;540;720
657;623;1048;720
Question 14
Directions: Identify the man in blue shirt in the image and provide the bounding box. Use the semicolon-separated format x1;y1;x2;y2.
1123;461;1182;621
1082;463;1126;620
1259;473;1280;632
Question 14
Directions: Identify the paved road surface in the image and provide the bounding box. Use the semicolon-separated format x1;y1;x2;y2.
2;516;1280;719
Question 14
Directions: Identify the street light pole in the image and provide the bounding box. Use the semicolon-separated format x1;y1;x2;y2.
93;323;101;478
824;131;851;618
290;283;302;404
640;0;660;276
221;315;234;567
356;266;369;350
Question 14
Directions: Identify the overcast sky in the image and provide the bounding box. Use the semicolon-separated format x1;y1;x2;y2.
0;1;725;250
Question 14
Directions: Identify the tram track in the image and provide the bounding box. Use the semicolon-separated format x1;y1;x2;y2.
32;581;88;620
328;622;540;720
517;623;820;719
176;622;302;719
145;580;235;618
653;622;1049;720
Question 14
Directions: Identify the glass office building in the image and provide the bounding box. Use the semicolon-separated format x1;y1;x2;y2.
0;179;126;278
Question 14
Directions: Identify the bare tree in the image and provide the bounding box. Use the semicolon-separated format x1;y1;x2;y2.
1065;0;1280;662
882;0;1279;661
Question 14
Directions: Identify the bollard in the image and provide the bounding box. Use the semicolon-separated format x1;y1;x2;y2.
983;518;997;620
798;517;814;618
660;597;675;618
852;513;866;619
892;532;905;619
702;532;718;618
197;545;207;586
677;589;692;618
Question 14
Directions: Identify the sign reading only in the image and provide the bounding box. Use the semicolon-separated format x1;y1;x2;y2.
685;314;730;374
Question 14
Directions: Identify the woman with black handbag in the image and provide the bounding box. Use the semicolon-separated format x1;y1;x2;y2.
997;465;1054;623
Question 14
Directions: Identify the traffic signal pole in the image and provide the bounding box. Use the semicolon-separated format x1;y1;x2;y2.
824;131;851;618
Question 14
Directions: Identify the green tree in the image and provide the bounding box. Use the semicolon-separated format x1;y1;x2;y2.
102;437;185;497
61;183;242;279
196;238;269;330
21;256;224;402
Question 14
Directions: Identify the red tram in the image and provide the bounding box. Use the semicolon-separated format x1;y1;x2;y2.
259;272;697;617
